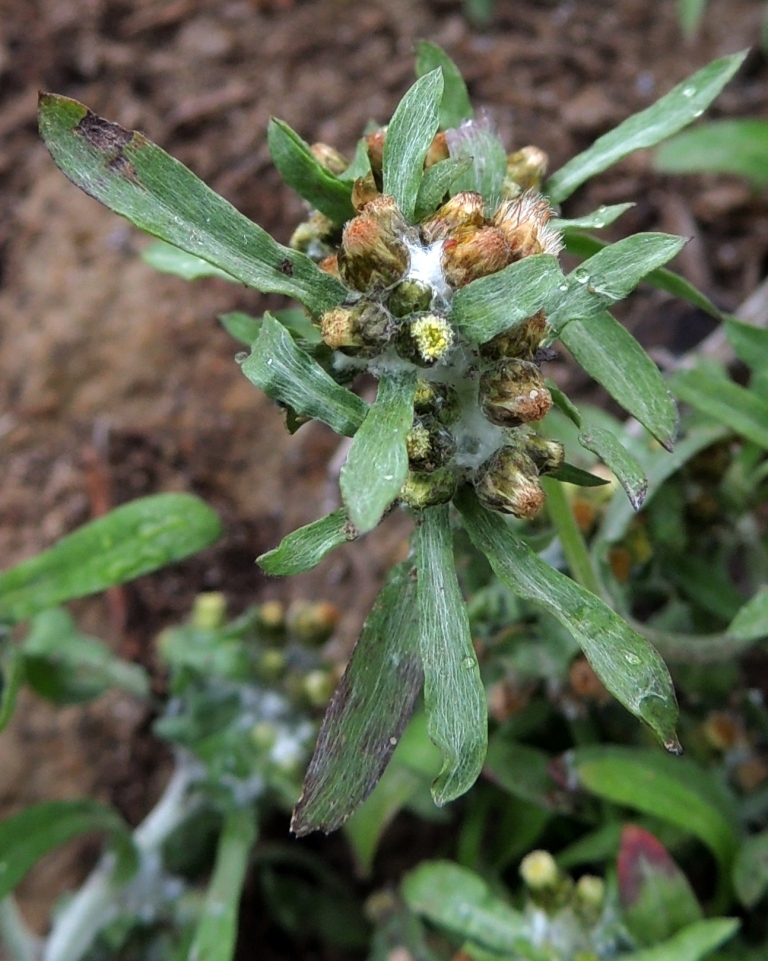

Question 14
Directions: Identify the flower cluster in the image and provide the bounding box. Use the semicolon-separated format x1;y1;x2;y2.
295;128;566;520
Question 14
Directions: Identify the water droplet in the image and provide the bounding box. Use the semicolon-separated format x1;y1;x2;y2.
592;220;605;229
234;351;248;365
462;656;474;670
558;283;568;291
266;358;273;366
682;86;695;98
573;268;590;285
693;108;704;118
624;652;641;666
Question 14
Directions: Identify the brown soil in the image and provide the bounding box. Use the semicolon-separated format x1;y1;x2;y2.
1;0;766;950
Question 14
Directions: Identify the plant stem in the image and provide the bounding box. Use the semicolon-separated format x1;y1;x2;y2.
0;896;41;961
43;758;202;961
542;477;602;597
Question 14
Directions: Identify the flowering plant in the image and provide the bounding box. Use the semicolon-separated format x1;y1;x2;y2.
38;43;746;834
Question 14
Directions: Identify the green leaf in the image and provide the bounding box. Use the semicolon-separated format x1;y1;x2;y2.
545;51;748;203
414;42;474;130
0;630;23;734
414;157;473;221
188;806;256;961
0;800;133;900
622;918;739;961
560;310;678;451
417;505;487;806
382;69;444;221
340;369;416;533
219;310;262;345
267;118;355;224
291;562;423;835
22;608;150;704
451;254;564;343
671;366;768;449
241;314;367;437
446;117;507;205
456;487;681;751
551;202;635;232
727;587;768;644
677;0;709;37
402;861;530;955
38;94;346;316
257;509;356;576
575;746;740;880
564;231;724;322
548;233;688;333
484;736;572;812
337;136;372;183
725;316;768;372
733;829;768;907
219;308;321;347
547;463;611;488
141;239;239;281
656;119;768;186
579;424;648;509
0;493;222;625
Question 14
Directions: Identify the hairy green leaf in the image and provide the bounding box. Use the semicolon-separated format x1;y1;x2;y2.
551;202;635;232
579;424;648;509
414;157;473;220
0;494;222;625
656;119;768;185
340;370;416;533
292;562;423;835
446;117;507;205
451;254;564;343
258;509;356;576
241;314;367;437
560;311;678;451
38;94;346;315
547;463;611;488
414;42;474;130
383;69;444;221
672;366;768;449
268;118;355;223
141;239;239;281
417;506;486;806
545;51;748;203
457;488;680;751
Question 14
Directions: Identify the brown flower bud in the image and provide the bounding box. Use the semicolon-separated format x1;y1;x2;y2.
365;127;387;180
400;466;457;509
479;359;552;427
320;301;395;355
339;195;412;291
425;131;450;168
351;171;380;211
318;254;340;278
479;311;549;361
523;434;565;474
474;446;545;519
503;145;549;197
442;226;511;287
406;416;456;472
421;190;486;243
492;190;563;260
387;278;433;317
320;306;363;351
310;142;349;175
289;211;337;260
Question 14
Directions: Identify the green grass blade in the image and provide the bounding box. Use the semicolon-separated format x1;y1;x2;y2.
38;94;346;316
0;494;222;625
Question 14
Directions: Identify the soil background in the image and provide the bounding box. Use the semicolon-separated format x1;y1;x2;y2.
0;0;767;955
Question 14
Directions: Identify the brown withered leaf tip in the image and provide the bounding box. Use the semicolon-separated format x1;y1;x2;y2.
73;107;140;181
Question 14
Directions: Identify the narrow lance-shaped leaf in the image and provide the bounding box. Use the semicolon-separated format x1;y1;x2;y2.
0;800;134;901
382;69;444;221
267;118;355;224
547;233;688;333
340;369;416;533
655;119;768;186
579;424;648;510
547;463;611;488
671;366;768;449
451;254;564;344
456;488;681;752
188;807;257;961
38;94;347;316
241;314;368;438
545;50;748;203
292;562;423;835
551;203;635;232
414;157;473;221
559;310;679;451
724;316;768;373
727;587;768;644
142;239;239;282
564;231;724;322
733;828;768;908
257;509;357;577
414;42;474;130
621;919;739;961
446;115;507;205
0;494;222;625
417;505;487;805
0;629;23;734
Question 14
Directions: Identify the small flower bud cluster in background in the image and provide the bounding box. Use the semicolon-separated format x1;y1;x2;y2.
297;126;565;520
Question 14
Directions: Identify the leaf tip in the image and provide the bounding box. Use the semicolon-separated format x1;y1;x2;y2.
663;735;684;756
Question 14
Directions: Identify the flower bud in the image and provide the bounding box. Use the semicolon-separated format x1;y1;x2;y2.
289;211;337;260
351;171;380;211
287;599;340;644
523;434;565;474
191;592;227;630
320;306;364;352
310;142;349;175
387;278;433;317
406;417;457;472
479;311;548;361
339;195;412;291
442;226;511;287
400;467;457;509
413;380;460;424
301;669;335;707
479;359;552;427
503;145;549;196
492;190;563;260
425;130;450;168
318;254;340;278
365;127;387;180
398;312;455;365
520;850;560;891
420;190;486;243
474;446;545;518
